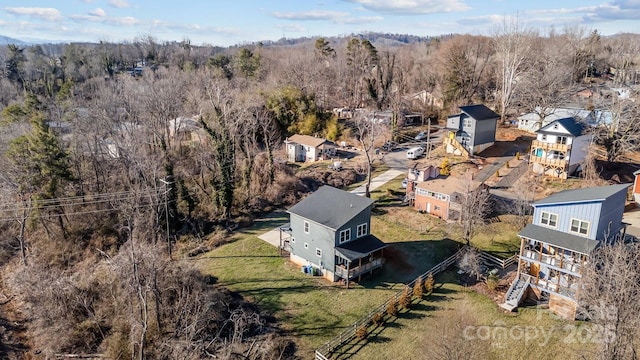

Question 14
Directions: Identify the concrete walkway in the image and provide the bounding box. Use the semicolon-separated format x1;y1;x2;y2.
350;169;405;196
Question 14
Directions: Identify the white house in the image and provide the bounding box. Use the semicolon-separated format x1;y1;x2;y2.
529;117;592;179
517;107;595;133
284;134;337;162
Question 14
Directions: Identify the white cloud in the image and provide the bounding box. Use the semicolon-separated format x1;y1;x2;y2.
89;8;106;17
112;16;139;25
108;0;131;9
276;23;306;32
272;10;349;21
5;7;63;21
81;0;95;3
340;15;383;24
343;0;470;15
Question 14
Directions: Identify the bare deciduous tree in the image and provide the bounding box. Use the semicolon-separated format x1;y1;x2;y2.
578;241;640;360
457;175;491;246
492;15;535;122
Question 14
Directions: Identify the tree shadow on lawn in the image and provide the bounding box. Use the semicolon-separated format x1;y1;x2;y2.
485;239;520;257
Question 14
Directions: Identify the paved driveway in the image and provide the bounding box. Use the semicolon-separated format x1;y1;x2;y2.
350;169;405;196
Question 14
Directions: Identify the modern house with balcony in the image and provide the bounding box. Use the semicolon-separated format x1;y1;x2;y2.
283;185;387;287
443;104;499;158
529;117;591;179
502;183;630;319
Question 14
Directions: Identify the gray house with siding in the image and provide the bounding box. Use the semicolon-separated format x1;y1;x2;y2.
284;186;387;286
503;183;630;319
444;104;499;157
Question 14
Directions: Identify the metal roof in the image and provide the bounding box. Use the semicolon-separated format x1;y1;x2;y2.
519;223;599;254
335;234;387;261
534;183;630;206
287;186;374;230
459;104;500;121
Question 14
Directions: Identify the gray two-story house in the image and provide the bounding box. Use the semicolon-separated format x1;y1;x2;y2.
444;104;499;157
284;186;387;287
503;183;630;319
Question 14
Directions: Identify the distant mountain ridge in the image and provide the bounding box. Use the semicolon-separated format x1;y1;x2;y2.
0;35;29;46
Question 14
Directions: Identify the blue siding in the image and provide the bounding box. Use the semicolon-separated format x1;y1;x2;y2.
289;213;336;270
533;202;603;239
473;118;497;146
335;207;372;246
289;205;372;271
596;190;627;240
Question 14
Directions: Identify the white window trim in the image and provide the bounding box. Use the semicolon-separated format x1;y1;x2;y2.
540;211;558;228
339;229;351;244
304;221;310;234
569;218;590;236
316;248;322;257
357;223;368;238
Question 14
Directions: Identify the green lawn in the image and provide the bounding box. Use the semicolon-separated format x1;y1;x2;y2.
337;271;595;360
193;178;558;359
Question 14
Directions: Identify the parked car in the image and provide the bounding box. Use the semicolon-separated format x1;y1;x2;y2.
381;141;397;152
414;131;427;141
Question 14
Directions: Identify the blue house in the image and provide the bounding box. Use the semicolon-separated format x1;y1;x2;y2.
503;183;630;319
444;104;499;157
284;186;387;287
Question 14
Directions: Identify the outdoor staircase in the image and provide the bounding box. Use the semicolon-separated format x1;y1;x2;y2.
501;275;530;312
444;136;470;158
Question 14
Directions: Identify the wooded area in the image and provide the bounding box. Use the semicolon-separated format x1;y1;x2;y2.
1;26;640;358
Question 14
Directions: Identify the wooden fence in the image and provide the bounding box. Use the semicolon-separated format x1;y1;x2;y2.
314;247;466;360
479;251;518;269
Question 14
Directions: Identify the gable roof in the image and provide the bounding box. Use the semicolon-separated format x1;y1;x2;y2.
286;134;335;148
534;183;630;206
459;104;500;121
519;223;599;254
537;117;586;137
287;186;374;230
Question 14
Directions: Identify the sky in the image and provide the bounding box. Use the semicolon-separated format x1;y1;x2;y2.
1;0;640;46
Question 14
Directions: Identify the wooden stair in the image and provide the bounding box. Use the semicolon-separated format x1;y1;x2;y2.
444;136;470;158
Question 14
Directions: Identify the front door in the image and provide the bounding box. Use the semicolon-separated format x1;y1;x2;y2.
426;202;431;213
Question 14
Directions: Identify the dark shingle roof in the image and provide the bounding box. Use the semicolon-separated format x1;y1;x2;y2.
534;183;630;206
335;234;387;261
287;186;374;230
537;117;586;137
519;224;599;254
459;104;500;121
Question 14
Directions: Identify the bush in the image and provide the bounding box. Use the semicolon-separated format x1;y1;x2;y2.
356;325;368;340
440;158;451;176
399;286;411;309
424;272;434;294
386;299;398;317
413;276;424;299
372;312;384;325
486;273;500;291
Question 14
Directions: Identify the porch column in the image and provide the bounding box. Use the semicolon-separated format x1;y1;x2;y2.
358;258;362;282
346;261;350;289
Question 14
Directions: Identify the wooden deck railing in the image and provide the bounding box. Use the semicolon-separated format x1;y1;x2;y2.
335;258;384;279
531;140;571;152
479;251;517;269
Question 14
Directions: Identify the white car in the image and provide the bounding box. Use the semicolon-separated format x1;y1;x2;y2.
414;131;427;141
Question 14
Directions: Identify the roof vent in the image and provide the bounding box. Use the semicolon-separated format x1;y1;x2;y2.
350;203;353;208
